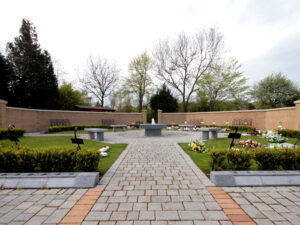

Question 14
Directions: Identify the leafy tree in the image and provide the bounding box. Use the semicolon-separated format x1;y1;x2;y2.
124;52;153;112
153;28;223;112
0;52;15;102
58;82;86;110
251;73;300;108
197;58;249;111
6;19;59;109
150;84;178;112
81;56;119;107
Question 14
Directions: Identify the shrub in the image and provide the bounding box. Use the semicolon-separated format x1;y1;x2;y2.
279;129;300;139
194;125;256;132
209;149;228;171
227;149;253;170
0;145;100;172
0;128;27;139
254;148;281;170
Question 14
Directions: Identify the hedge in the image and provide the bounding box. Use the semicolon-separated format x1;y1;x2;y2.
195;125;256;132
0;145;100;172
209;147;300;171
279;129;300;139
0;128;27;140
48;124;141;133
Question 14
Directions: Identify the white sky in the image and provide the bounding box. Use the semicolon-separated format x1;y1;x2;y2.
1;0;300;87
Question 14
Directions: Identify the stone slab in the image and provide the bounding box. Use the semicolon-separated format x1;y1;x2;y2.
0;172;99;189
210;170;300;186
140;124;167;136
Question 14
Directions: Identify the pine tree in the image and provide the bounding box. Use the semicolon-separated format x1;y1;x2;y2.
150;84;178;112
6;19;59;109
0;52;15;102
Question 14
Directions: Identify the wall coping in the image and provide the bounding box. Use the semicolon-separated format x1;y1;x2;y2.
0;99;8;104
5;107;143;115
161;106;296;115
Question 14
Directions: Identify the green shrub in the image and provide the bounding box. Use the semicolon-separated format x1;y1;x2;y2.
227;149;253;170
279;129;300;139
0;145;100;172
48;125;111;133
194;125;256;132
254;148;281;170
209;149;228;171
0;128;27;139
279;148;297;170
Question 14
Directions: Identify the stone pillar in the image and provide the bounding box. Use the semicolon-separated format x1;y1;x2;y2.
157;109;162;124
294;100;300;130
0;99;8;129
142;110;147;124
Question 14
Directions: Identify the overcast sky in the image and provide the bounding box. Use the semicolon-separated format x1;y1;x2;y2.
1;0;300;87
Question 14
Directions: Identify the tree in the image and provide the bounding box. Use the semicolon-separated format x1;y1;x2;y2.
124;52;153;112
81;56;119;107
0;52;15;102
251;73;300;108
58;82;86;110
6;19;59;109
150;84;178;112
153;28;223;112
197;58;249;111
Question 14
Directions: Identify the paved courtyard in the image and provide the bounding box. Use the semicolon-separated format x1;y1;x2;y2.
1;130;300;224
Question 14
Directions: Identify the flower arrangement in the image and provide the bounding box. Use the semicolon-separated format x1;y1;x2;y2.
265;132;286;143
234;139;263;149
188;138;208;153
127;126;136;130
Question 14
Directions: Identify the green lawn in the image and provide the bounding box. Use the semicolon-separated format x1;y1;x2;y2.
179;134;299;174
0;136;127;177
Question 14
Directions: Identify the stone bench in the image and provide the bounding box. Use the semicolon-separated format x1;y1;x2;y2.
198;127;222;140
84;128;108;141
178;124;194;132
111;125;127;132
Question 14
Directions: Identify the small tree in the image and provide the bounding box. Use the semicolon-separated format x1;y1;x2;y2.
81;56;119;107
150;84;178;112
6;19;59;109
125;52;153;112
198;58;249;111
251;73;300;108
58;82;86;110
153;28;223;112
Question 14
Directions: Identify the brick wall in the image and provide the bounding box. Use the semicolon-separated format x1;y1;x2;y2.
158;100;300;131
0;100;147;132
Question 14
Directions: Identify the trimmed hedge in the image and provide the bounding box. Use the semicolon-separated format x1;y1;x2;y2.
48;124;141;133
0;145;100;172
209;147;300;171
0;128;27;140
279;129;300;139
195;125;256;132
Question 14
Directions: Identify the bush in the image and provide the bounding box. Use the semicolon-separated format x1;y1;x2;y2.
227;149;252;170
209;149;228;171
194;125;256;132
0;145;100;172
279;129;300;139
0;128;27;139
254;148;282;170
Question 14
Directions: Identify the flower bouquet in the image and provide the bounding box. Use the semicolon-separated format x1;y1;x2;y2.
188;138;209;153
234;139;263;149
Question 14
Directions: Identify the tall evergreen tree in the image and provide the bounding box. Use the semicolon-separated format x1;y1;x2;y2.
150;84;178;112
6;19;59;109
0;52;15;102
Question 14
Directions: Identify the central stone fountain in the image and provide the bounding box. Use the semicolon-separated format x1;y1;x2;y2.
140;118;167;136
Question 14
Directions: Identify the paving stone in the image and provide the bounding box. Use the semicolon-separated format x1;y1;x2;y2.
168;222;194;225
24;205;44;214
202;210;228;220
24;216;47;225
110;211;127;220
14;212;34;221
194;221;220;225
183;202;206;210
162;202;184;210
36;207;56;216
139;210;155;220
155;211;179;220
178;210;204;220
127;211;139;220
43;209;69;223
85;211;112;221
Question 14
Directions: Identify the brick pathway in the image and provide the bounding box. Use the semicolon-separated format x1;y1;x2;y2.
0;131;300;224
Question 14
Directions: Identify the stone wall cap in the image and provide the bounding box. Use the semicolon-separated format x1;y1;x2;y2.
0;99;8;104
294;100;300;104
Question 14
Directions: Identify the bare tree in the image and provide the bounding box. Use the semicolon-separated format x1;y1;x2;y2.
153;28;223;112
81;56;119;107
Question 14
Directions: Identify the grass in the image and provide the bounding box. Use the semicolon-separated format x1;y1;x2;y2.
179;134;300;174
0;136;127;176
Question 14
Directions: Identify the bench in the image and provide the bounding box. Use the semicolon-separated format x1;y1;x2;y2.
198;127;222;140
110;125;127;132
178;124;194;132
84;128;108;141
